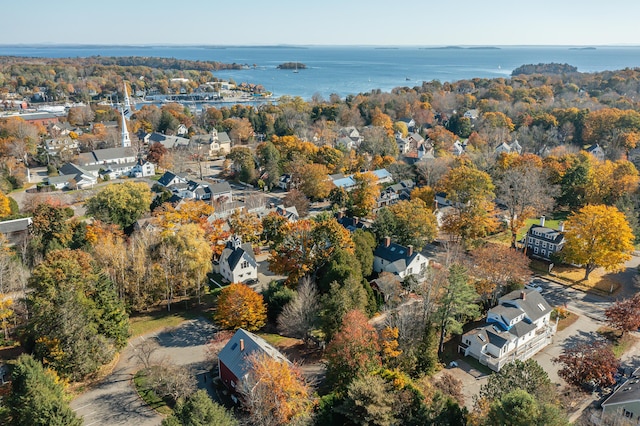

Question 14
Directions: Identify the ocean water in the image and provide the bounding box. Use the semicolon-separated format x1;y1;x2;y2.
1;45;640;100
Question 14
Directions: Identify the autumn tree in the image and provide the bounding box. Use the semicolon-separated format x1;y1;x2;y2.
554;340;619;389
214;283;267;331
298;163;332;200
86;181;152;230
562;204;634;280
0;190;10;219
496;165;558;247
372;199;437;250
467;244;531;306
7;354;82;426
325;309;381;390
241;352;313;426
605;294;640;336
269;218;354;286
437;163;498;243
228;209;263;246
349;171;380;217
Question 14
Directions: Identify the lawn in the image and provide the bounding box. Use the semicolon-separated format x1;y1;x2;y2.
530;260;620;296
133;370;173;415
597;326;639;358
551;308;579;332
129;309;203;337
257;333;301;349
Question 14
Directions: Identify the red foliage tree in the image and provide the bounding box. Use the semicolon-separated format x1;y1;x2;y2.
605;294;640;336
325;309;381;390
553;340;619;389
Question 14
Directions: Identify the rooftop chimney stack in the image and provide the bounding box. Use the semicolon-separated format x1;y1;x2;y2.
407;245;413;257
520;291;526;300
384;236;391;247
558;221;565;232
540;216;546;227
240;339;245;352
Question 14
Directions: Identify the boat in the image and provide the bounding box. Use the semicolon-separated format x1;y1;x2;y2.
293;62;299;74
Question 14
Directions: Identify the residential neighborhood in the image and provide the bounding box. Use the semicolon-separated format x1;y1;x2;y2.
1;47;640;426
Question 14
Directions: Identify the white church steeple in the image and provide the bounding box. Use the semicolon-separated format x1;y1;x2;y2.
122;82;132;119
121;108;131;148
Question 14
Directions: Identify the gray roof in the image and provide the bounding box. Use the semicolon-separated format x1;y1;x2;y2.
490;305;523;323
93;147;135;162
509;320;537;338
527;224;564;244
217;131;231;143
499;289;553;323
218;329;290;382
225;242;256;271
486;326;510;348
210;181;232;196
0;217;32;234
603;370;640;406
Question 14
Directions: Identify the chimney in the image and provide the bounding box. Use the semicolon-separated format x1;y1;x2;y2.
338;211;344;219
240;339;245;352
540;216;546;227
384;236;391;247
520;291;526;300
558;221;565;232
354;217;359;225
407;245;413;257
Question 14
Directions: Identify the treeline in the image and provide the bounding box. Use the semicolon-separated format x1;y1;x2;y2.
511;62;578;75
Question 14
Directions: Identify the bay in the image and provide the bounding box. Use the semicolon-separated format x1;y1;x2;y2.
1;45;639;100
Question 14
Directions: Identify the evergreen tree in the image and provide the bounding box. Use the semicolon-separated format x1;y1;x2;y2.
162;390;237;426
7;354;81;426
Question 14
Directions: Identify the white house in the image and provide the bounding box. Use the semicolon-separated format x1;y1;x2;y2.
460;289;555;372
77;147;137;178
217;236;258;284
524;217;565;261
49;163;98;189
373;237;429;281
129;158;156;177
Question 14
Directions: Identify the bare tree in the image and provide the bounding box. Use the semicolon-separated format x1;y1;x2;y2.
277;277;320;341
497;166;559;247
146;363;196;402
131;338;160;370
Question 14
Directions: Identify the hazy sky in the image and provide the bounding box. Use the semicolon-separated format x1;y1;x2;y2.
4;0;640;46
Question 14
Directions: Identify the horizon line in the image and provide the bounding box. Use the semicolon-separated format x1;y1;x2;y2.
1;43;640;48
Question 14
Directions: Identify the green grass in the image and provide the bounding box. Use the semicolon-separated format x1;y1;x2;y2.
257;333;300;348
597;326;638;358
133;370;173;415
129;310;199;337
516;217;561;241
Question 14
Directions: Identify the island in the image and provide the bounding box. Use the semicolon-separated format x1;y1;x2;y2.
277;62;307;70
511;62;578;75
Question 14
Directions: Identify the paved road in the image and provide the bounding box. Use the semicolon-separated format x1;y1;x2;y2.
71;318;216;426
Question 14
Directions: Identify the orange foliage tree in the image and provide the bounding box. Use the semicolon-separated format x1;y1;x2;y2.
241;352;313;426
214;283;266;331
325;309;381;390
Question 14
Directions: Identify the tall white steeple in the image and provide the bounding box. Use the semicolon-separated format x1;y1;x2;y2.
122;82;132;119
121;108;131;148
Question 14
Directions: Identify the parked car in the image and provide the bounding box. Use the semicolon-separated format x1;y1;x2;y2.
525;279;544;292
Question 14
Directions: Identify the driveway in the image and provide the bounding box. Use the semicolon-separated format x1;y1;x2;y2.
71;318;216;426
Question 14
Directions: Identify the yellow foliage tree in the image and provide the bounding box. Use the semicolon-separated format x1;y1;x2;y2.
214;283;266;331
563;205;634;281
0;297;13;340
350;171;380;218
380;326;402;363
242;352;313;426
0;190;11;219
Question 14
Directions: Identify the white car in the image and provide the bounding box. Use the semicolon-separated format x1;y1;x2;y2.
525;280;543;292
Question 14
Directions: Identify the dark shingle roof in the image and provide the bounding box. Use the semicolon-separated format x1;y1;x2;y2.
491;305;523;323
527;224;564;244
374;242;418;264
225;242;256;271
158;171;179;186
603;370;640;406
509;320;537;338
209;181;232;196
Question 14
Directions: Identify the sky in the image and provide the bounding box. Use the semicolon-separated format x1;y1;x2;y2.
4;0;640;46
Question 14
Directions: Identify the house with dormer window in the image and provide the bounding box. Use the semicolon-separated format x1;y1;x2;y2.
373;237;429;281
460;288;555;372
217;235;258;284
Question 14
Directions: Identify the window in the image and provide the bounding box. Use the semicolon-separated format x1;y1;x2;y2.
534;247;539;254
535;239;540;246
241;261;249;269
624;409;633;418
541;249;546;256
542;242;547;248
407;267;413;275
